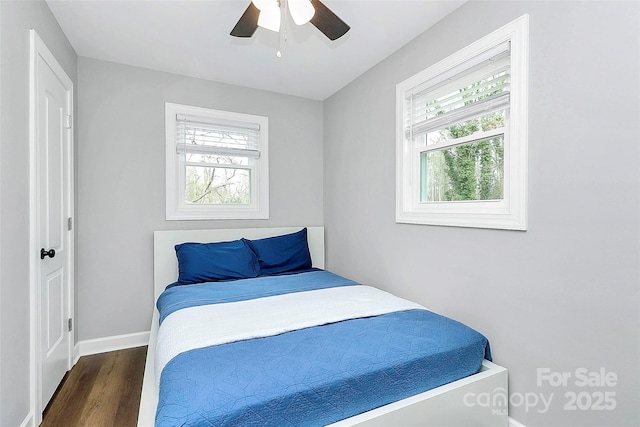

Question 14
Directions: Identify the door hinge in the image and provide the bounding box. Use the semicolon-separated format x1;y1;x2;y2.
68;318;73;332
65;115;72;129
67;217;73;231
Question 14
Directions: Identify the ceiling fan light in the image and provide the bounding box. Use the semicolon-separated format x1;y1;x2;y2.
288;0;315;25
257;5;281;32
252;0;276;12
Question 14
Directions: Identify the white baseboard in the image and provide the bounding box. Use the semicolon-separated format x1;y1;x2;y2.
73;341;81;365
19;412;34;427
509;417;527;427
76;331;150;360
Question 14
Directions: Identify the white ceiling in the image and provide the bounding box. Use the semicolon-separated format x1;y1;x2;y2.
46;0;465;100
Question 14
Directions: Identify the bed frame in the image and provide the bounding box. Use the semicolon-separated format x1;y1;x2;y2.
138;227;508;427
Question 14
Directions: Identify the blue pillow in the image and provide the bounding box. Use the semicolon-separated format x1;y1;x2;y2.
174;239;259;285
242;228;312;275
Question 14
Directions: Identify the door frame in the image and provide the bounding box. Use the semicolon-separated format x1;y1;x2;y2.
28;29;75;425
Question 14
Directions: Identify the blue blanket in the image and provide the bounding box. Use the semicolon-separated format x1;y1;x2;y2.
157;270;358;323
155;271;491;426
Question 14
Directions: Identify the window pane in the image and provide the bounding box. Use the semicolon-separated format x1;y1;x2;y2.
186;153;249;166
422;61;509;121
421;135;504;202
183;125;257;151
423;109;506;147
186;166;250;205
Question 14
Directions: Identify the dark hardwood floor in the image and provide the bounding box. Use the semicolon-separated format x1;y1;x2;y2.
41;346;147;427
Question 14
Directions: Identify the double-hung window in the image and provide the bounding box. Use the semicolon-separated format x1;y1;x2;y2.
165;103;269;220
396;15;528;230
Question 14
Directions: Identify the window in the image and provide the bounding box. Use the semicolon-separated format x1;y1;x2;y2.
165;103;269;220
396;15;528;230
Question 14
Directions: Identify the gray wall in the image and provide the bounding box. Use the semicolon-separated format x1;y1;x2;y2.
76;57;324;341
0;1;77;426
324;1;639;426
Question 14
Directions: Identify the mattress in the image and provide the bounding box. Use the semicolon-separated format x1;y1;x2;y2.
154;270;491;427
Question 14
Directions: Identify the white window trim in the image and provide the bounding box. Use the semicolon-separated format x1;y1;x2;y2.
165;102;269;220
396;14;529;230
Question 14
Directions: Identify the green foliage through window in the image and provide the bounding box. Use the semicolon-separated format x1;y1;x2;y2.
420;74;507;202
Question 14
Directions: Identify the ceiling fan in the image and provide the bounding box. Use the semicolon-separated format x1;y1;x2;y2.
231;0;350;41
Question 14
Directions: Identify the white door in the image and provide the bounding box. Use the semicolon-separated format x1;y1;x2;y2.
31;30;74;411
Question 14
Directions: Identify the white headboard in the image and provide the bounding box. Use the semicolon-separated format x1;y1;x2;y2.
153;227;325;300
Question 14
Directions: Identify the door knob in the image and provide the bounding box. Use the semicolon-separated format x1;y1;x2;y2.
40;248;56;260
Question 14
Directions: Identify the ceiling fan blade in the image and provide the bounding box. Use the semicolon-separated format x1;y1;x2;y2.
230;2;260;38
309;0;350;41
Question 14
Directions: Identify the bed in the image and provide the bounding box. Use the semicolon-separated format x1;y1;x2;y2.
138;227;508;427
